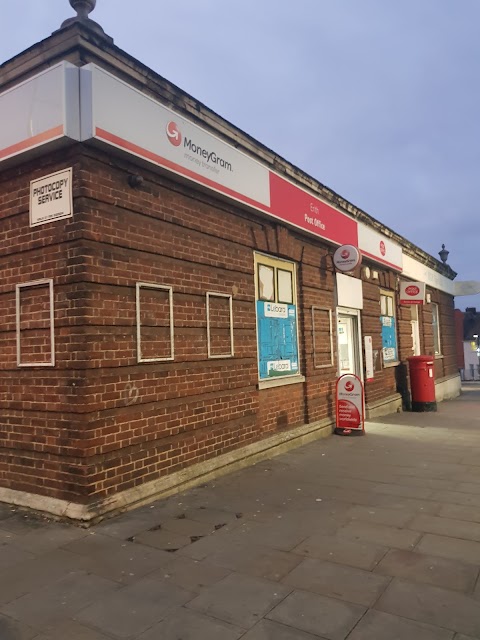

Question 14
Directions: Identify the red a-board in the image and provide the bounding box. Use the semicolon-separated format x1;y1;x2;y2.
335;374;365;436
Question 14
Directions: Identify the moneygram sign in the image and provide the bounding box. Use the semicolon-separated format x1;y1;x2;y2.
166;121;233;172
85;65;361;247
333;244;362;272
86;65;271;208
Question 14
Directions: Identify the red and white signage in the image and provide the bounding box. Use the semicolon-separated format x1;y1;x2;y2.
0;61;80;164
3;62;418;278
358;224;403;272
400;281;426;305
333;245;362;272
335;374;365;436
269;174;358;247
82;64;359;248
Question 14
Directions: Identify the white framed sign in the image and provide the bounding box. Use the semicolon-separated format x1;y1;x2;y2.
29;167;73;227
364;336;374;381
400;281;426;305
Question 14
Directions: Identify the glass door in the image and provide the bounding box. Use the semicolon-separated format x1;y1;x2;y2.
337;313;361;376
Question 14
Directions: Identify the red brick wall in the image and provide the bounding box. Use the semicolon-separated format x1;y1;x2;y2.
0;146;459;506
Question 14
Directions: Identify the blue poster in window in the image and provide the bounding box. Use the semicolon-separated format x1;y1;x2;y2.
257;301;299;379
381;315;397;363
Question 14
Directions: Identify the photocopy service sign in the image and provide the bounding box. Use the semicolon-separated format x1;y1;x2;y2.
30;168;73;226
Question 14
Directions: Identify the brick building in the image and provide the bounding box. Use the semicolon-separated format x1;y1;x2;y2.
456;308;480;381
0;7;460;521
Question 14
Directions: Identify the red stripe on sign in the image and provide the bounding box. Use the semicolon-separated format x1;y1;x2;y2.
96;128;361;249
361;249;403;272
95;128;270;212
269;173;358;246
0;126;64;161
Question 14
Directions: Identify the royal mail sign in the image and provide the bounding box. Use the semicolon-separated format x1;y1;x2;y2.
400;281;426;305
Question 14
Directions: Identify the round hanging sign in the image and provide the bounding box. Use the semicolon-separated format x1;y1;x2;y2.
333;245;362;272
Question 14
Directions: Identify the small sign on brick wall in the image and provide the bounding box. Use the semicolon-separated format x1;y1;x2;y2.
400;281;426;305
29;168;73;227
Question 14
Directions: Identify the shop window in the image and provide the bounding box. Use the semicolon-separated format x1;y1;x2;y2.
380;289;398;365
136;282;174;363
16;279;55;367
432;303;441;355
312;307;334;368
206;292;234;358
254;253;300;381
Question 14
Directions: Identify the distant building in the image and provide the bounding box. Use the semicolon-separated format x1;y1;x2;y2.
0;4;462;521
460;308;480;380
454;309;466;372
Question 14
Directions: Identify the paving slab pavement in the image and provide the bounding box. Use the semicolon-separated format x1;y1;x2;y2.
2;384;480;638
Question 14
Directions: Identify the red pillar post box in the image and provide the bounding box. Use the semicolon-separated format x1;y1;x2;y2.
408;355;437;412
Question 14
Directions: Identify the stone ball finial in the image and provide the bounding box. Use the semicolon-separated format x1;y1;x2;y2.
59;0;113;42
70;0;96;19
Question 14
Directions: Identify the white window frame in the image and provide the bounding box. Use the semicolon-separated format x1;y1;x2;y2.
432;302;442;356
136;282;174;363
254;252;303;387
410;305;421;356
16;278;55;367
312;306;334;369
206;292;234;359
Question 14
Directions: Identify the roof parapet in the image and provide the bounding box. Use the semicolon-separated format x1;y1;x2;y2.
56;0;113;43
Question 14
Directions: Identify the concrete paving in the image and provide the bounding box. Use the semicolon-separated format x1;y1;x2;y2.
1;383;480;639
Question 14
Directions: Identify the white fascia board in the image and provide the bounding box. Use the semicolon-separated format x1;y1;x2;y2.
402;254;455;295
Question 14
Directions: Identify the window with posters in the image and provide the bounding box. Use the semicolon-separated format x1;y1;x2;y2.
380;290;398;365
254;253;300;381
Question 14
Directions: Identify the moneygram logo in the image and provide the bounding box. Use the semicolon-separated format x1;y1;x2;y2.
166;121;182;147
345;381;355;392
380;241;386;256
341;249;350;260
167;121;234;173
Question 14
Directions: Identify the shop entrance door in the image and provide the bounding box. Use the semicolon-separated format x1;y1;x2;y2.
337;311;362;378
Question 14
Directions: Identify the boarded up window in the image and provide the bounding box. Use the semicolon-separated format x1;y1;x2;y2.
16;279;55;367
136;283;174;362
207;293;234;358
312;306;334;368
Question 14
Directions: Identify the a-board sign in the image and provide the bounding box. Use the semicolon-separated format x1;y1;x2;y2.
335;373;365;436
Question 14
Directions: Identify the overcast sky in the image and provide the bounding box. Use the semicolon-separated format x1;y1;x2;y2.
2;1;479;310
